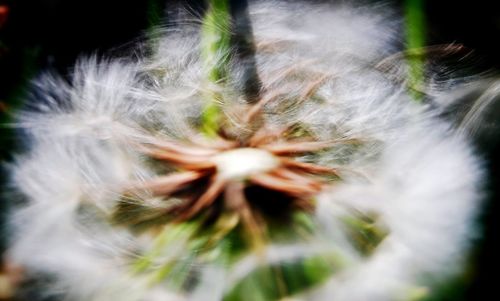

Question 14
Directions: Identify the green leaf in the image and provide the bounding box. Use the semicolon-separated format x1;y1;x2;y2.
133;221;200;274
223;253;343;301
341;211;389;256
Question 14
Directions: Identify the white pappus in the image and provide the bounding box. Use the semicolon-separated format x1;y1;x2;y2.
5;1;486;301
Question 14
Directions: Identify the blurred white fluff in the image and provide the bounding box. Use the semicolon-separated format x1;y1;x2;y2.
7;1;483;301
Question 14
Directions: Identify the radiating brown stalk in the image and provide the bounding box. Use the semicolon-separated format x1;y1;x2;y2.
249;173;320;197
225;182;266;250
280;158;339;176
242;68;316;125
128;171;204;195
149;139;219;156
269;168;323;190
270;137;361;154
144;149;216;170
262;140;337;154
178;176;227;220
190;134;239;150
298;74;331;102
242;90;282;123
248;125;291;147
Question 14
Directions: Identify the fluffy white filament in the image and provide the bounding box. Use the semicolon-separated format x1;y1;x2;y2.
6;1;483;301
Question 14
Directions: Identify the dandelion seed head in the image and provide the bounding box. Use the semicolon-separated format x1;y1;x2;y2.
4;1;486;300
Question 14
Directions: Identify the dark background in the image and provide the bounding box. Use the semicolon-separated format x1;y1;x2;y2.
0;1;498;300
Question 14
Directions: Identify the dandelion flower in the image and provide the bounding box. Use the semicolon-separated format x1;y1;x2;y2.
6;1;483;301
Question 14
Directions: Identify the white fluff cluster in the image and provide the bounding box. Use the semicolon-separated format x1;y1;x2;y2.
7;1;482;301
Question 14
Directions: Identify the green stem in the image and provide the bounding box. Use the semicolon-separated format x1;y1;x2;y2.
404;0;426;101
200;0;232;137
